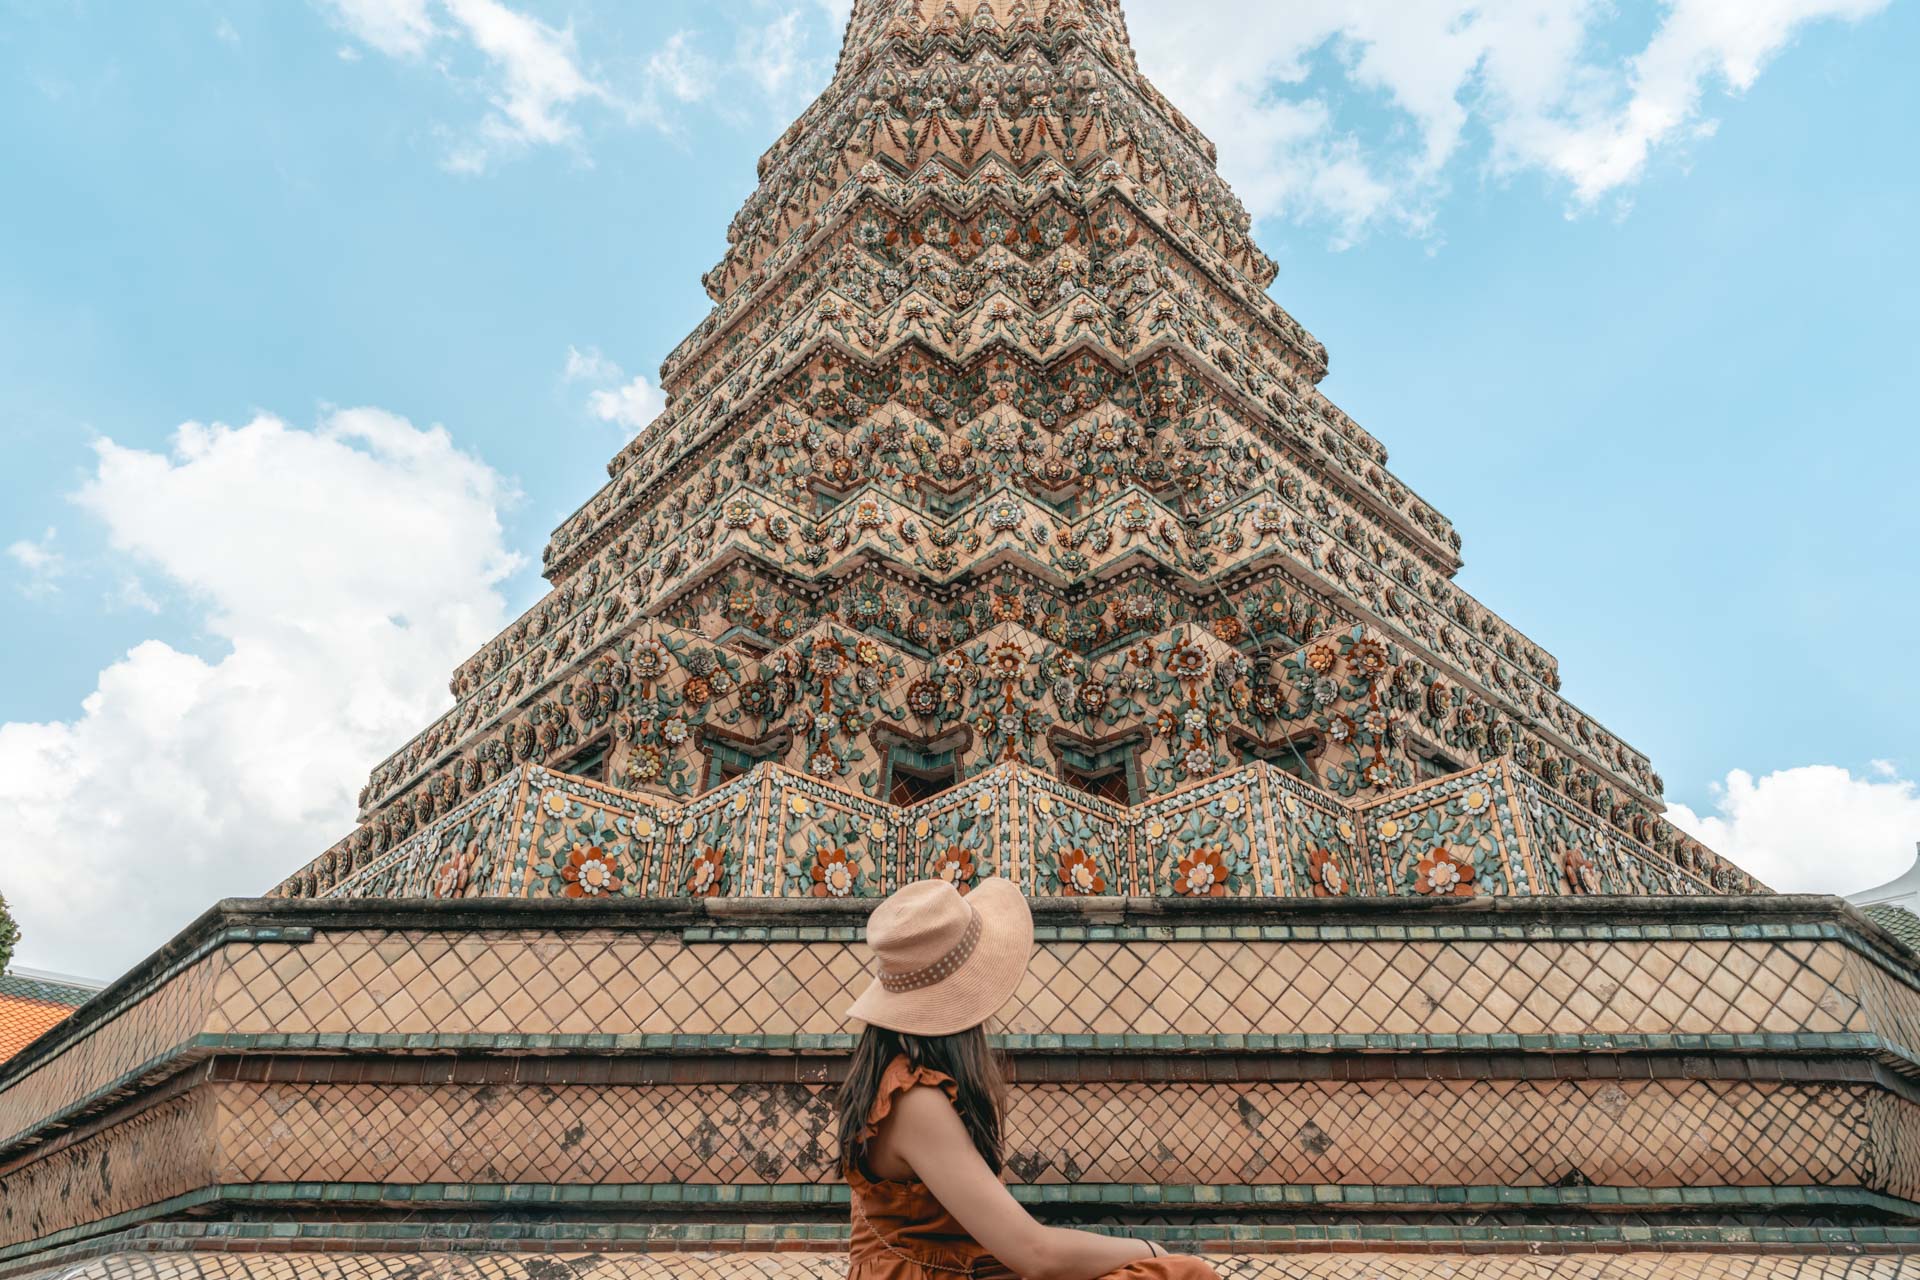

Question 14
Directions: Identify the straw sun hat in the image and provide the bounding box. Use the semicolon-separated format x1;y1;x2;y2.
847;877;1034;1037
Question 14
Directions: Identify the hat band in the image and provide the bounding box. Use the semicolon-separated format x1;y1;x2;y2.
878;907;983;993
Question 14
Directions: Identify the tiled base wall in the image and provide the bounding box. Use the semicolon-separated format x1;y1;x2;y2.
5;899;1920;1272
217;1076;1911;1190
9;1071;1920;1247
11;1251;1920;1280
0;1091;216;1249
8;904;1917;1159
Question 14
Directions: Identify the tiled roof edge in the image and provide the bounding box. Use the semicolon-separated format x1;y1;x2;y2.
0;969;105;1008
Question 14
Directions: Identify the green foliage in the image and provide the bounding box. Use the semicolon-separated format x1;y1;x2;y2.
0;888;18;975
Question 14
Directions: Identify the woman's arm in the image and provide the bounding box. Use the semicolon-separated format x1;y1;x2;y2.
886;1086;1157;1280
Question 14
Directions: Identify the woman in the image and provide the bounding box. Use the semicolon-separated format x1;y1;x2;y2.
839;876;1219;1280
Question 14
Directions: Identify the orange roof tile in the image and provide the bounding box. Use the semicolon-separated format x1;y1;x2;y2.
0;994;75;1062
0;970;100;1063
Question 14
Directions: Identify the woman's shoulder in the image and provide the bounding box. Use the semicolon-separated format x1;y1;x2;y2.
879;1053;957;1093
852;1055;965;1183
867;1054;960;1132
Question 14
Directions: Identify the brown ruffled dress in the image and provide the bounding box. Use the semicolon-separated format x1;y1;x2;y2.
847;1056;1220;1280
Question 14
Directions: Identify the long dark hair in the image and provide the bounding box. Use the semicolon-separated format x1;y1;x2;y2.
837;1024;1008;1177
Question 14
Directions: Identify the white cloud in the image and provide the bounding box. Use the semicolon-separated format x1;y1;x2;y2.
0;410;519;977
656;9;838;127
1668;764;1920;897
815;0;851;31
439;0;612;171
562;343;619;382
6;528;63;596
319;0;621;171
317;0;437;59
645;31;716;108
110;573;163;615
315;2;851;169
1125;0;1892;240
564;346;665;436
588;377;667;432
735;9;814;116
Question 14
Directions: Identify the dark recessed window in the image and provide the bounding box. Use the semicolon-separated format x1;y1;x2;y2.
1236;733;1320;782
716;626;772;661
704;736;786;792
1057;739;1141;806
887;743;958;806
558;740;610;783
1416;748;1465;781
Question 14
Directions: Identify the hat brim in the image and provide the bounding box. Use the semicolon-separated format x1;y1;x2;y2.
846;877;1033;1037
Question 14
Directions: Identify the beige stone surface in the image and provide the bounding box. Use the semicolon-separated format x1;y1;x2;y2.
1;922;1892;1158
10;1253;1919;1280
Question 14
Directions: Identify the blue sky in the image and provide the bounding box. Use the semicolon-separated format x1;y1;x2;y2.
1;0;1916;974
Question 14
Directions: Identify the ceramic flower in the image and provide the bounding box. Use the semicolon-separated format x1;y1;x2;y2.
1308;848;1346;897
562;844;622;898
1174;847;1230;897
1057;848;1108;896
810;847;858;898
686;847;725;897
1415;847;1477;898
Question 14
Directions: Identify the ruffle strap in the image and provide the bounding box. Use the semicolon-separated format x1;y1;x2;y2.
859;1056;960;1147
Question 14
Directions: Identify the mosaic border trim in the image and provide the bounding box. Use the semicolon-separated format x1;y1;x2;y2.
163;1028;1920;1058
11;1242;1920;1280
674;913;1920;990
12;1219;1920;1268
7;1181;1920;1264
191;1049;1903;1088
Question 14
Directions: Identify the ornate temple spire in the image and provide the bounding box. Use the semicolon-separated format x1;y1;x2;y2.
278;0;1761;905
831;0;1141;85
721;0;1248;322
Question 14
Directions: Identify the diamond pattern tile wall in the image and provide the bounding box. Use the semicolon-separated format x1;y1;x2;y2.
2;924;1902;1167
1002;937;1863;1039
8;1071;1908;1247
1846;950;1920;1063
205;1078;1882;1191
0;954;224;1154
10;1252;1920;1280
202;932;1872;1043
214;1081;838;1187
0;1092;216;1248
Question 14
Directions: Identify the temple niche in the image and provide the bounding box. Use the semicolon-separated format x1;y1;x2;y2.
4;3;1914;1279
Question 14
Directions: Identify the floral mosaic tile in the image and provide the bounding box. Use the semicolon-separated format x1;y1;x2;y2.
294;754;1737;912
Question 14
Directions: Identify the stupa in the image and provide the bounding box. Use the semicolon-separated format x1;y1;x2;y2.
5;1;1917;1276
